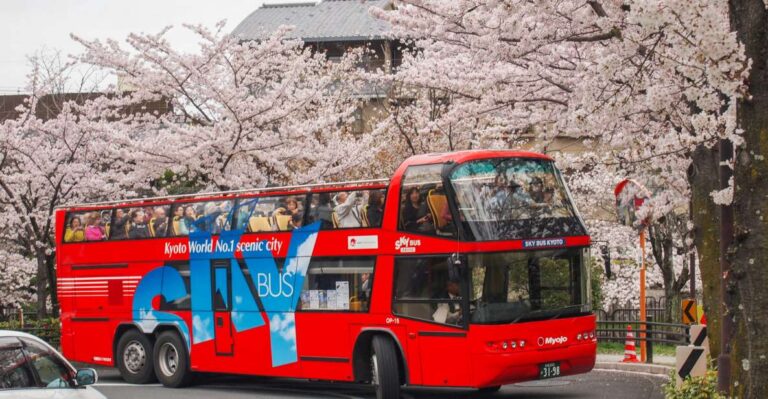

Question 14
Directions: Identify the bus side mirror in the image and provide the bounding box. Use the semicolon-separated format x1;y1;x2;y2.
601;246;612;279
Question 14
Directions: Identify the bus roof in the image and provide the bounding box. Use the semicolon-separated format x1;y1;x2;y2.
58;149;553;211
398;149;553;167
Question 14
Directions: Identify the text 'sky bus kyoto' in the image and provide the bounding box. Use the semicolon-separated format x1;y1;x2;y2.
56;150;595;398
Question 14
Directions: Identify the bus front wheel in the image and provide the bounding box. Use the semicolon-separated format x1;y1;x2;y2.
370;335;400;399
116;330;156;384
153;331;192;388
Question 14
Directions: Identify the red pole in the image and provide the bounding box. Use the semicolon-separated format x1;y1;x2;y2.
639;229;647;363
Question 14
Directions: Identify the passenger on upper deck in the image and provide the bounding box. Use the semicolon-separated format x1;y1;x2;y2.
333;192;361;228
152;207;169;237
111;209;129;240
366;191;384;227
310;192;334;228
289;213;303;230
128;210;150;239
84;212;106;241
64;216;85;243
402;187;433;233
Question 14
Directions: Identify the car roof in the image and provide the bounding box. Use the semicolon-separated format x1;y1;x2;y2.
0;329;44;340
0;330;77;370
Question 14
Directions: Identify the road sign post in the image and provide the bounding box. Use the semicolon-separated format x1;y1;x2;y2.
676;345;707;388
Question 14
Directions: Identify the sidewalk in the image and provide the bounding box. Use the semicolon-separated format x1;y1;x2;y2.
595;354;674;377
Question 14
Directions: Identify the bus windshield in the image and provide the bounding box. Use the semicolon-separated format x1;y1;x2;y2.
449;158;585;241
468;248;588;324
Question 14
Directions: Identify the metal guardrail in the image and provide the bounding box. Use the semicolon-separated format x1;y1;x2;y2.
597;318;691;363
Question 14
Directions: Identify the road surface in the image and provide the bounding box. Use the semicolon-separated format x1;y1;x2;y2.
92;367;666;399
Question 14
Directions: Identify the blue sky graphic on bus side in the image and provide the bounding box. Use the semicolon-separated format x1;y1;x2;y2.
133;266;191;349
132;221;320;367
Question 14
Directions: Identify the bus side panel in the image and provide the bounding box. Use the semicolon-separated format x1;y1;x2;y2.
188;314;303;378
296;312;353;381
66;259;160;366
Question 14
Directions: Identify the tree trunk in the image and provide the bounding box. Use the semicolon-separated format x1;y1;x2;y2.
45;253;58;317
728;1;768;397
689;145;722;358
35;250;48;318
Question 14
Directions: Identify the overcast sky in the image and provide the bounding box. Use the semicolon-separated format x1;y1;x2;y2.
0;0;307;92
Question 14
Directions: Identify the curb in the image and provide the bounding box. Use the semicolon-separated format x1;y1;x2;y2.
594;362;672;377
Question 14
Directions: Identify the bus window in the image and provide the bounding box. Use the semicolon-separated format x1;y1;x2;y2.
392;256;466;326
399;164;456;237
231;195;305;233
64;211;109;243
299;257;374;312
467;249;587;324
169;200;233;236
306;189;385;229
111;205;171;240
449;158;585;241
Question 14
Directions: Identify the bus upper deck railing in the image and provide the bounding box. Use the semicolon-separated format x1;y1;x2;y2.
58;178;391;209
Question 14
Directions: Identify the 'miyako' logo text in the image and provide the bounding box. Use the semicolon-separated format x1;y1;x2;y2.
395;236;421;253
537;336;568;346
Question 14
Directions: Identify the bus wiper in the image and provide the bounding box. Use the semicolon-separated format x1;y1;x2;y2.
547;305;584;320
508;305;583;324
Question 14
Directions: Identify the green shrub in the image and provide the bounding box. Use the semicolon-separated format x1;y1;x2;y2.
664;369;725;399
0;317;60;347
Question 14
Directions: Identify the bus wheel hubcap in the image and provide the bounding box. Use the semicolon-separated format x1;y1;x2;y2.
371;353;379;387
159;343;179;377
124;341;146;373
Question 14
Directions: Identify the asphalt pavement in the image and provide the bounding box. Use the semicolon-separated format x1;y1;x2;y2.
92;367;667;399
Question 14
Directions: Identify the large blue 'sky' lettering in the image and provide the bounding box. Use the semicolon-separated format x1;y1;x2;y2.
240;223;319;366
133;222;320;367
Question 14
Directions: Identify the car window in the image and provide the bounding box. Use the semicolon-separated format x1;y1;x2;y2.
0;337;35;389
20;338;74;388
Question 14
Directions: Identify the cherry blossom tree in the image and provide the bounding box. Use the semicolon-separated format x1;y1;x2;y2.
0;55;137;316
73;23;378;192
0;250;36;310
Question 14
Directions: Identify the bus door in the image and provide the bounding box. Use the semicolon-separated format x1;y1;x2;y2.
394;256;472;387
212;261;234;355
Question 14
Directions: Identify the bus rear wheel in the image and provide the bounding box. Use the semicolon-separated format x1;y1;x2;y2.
370;335;400;399
116;330;156;384
153;331;192;388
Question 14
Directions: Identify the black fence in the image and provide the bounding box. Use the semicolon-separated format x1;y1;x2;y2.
596;298;690;363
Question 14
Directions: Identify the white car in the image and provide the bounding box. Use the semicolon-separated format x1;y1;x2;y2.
0;330;105;399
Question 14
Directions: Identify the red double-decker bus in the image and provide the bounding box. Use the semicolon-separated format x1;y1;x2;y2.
56;150;595;398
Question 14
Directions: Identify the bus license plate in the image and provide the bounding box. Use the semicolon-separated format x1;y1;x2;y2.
539;362;561;379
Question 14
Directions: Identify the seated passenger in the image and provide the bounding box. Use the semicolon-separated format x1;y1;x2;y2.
289;213;303;230
180;206;198;234
111;209;129;240
402;187;433;233
366;191;384;227
152;207;169;237
529;177;545;203
309;192;334;228
170;206;184;236
284;197;301;216
128;209;150;239
333;192;361;228
64;216;85;242
85;212;106;241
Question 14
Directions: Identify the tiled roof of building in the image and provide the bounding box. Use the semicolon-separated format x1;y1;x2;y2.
232;0;392;42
